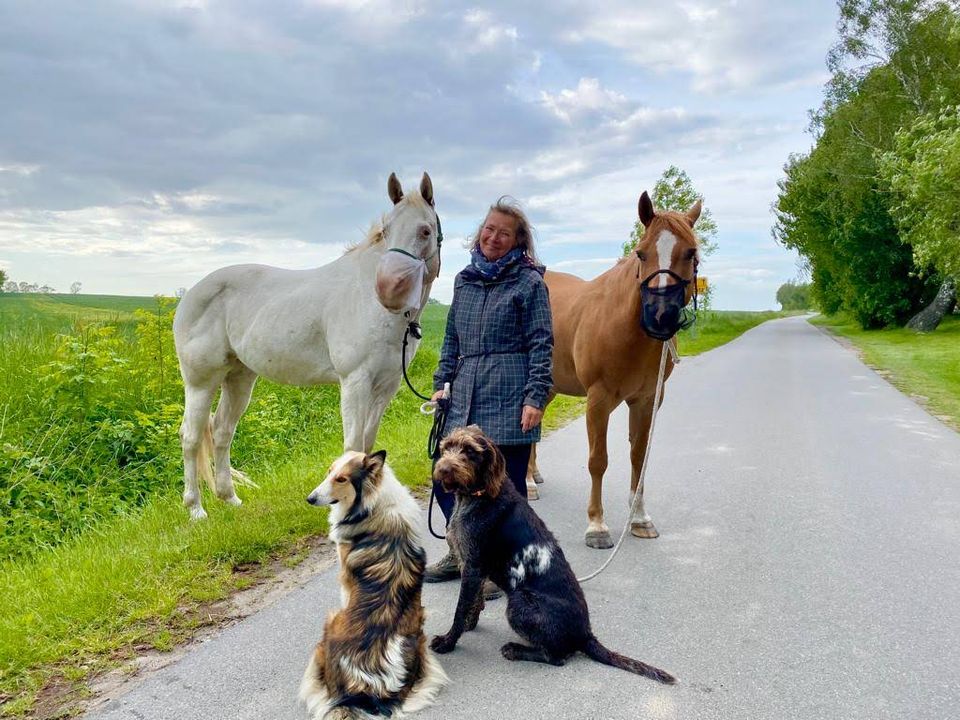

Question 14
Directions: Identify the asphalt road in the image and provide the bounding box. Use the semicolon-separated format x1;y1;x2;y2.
84;316;960;720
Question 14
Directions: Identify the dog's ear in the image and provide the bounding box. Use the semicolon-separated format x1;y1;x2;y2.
363;450;386;482
476;434;505;498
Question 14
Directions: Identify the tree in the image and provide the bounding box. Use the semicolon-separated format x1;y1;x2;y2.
623;166;718;308
879;106;960;329
815;0;960;131
2;281;16;293
624;166;718;256
70;281;82;294
774;1;960;328
776;282;815;311
0;268;7;289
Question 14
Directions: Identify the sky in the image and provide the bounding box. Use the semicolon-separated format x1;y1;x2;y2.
0;0;840;310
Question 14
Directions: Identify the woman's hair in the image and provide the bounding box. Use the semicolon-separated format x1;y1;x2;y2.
469;196;540;264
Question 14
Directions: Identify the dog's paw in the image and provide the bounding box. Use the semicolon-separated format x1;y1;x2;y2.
500;642;521;661
430;634;457;654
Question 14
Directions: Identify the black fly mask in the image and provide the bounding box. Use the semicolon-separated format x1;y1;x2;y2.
638;266;698;341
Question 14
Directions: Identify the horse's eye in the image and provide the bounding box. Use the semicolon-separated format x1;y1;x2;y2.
419;225;431;239
637;251;647;261
685;248;696;261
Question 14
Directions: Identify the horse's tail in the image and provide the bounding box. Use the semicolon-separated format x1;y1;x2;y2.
197;413;216;493
583;636;676;684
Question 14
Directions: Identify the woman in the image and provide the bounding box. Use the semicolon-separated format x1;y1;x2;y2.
426;197;553;583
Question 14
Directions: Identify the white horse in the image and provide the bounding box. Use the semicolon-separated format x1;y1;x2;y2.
173;172;440;520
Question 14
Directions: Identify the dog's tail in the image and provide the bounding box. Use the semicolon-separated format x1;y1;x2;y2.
583;636;677;684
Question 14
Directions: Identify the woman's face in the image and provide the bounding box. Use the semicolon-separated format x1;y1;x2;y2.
478;210;520;262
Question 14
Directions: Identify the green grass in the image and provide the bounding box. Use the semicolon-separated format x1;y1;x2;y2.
0;294;155;327
810;313;960;430
0;298;785;717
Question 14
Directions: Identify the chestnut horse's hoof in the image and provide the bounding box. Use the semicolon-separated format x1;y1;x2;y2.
630;521;659;539
532;469;545;484
585;530;614;549
527;481;540;501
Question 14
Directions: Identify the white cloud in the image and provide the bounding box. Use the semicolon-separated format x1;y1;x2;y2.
540;78;629;123
464;8;519;49
560;0;834;93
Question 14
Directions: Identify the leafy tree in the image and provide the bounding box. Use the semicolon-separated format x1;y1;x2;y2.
775;1;959;328
776;282;815;311
879;106;960;328
70;281;82;294
880;107;960;278
2;281;16;293
624;166;718;256
0;268;7;289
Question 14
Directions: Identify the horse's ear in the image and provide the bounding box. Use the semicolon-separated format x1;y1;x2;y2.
388;173;404;205
638;191;656;228
685;199;702;228
420;172;434;207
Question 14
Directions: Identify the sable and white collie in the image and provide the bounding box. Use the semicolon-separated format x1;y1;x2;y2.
300;450;447;720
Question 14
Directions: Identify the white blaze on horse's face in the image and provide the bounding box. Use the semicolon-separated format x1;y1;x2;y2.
655;231;678;288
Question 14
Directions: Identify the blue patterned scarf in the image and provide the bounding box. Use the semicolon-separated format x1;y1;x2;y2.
468;246;526;281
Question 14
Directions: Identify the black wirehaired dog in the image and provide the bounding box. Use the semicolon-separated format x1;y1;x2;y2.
429;425;676;683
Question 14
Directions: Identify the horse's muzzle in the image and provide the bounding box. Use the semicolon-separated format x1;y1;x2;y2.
640;270;693;341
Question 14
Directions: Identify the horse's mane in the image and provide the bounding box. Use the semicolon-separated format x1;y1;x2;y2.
345;191;430;254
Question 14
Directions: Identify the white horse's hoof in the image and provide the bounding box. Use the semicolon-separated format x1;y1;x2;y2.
189;506;208;521
526;482;540;501
223;494;242;507
630;521;659;539
585;530;613;549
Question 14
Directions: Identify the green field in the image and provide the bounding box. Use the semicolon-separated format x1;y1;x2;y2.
810;313;960;431
0;294;787;717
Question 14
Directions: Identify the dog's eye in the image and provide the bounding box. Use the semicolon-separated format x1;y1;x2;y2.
335;476;348;483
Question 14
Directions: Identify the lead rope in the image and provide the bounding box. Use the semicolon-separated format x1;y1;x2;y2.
424;387;450;540
577;339;675;584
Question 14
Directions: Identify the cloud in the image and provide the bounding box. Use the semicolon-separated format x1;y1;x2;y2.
558;0;835;93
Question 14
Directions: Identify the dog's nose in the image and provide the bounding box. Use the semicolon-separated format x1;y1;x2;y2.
306;493;318;506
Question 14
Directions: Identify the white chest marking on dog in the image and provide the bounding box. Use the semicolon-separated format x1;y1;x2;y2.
656;231;677;288
509;544;553;589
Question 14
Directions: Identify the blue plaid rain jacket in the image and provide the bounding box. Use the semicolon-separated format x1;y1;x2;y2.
433;259;553;446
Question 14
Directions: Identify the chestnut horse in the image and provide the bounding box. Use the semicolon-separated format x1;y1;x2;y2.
529;191;701;548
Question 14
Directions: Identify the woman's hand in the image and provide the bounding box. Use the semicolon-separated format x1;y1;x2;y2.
521;405;544;432
431;389;446;403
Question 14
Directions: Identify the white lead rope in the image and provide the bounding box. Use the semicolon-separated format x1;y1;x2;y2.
577;338;676;584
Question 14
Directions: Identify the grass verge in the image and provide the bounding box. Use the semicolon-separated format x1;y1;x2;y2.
810;313;960;431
